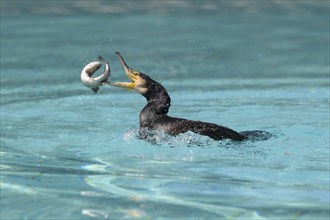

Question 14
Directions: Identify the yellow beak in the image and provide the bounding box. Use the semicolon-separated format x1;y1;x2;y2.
109;52;139;90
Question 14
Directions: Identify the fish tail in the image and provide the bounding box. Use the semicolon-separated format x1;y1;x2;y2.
91;87;100;93
98;55;105;62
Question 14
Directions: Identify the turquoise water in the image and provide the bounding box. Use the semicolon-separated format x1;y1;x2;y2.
1;1;329;219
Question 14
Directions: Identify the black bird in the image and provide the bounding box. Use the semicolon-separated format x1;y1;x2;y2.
111;52;247;141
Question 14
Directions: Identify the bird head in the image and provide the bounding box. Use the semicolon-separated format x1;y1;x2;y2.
110;52;149;95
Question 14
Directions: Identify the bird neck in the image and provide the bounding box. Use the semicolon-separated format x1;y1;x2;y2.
144;83;171;115
140;85;170;128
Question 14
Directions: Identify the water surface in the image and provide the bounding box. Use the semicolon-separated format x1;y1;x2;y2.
1;1;329;219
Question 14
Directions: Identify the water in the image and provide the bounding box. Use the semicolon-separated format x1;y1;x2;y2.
1;1;329;219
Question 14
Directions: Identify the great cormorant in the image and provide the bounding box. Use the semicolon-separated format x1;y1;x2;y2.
110;52;247;141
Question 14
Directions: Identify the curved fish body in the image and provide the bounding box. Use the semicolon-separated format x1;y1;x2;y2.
81;55;111;93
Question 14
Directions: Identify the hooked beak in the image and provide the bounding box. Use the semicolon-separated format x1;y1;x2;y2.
110;52;139;90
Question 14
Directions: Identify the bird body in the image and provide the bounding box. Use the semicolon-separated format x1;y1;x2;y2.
110;52;247;141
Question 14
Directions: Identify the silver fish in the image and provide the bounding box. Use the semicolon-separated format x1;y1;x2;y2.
80;55;111;93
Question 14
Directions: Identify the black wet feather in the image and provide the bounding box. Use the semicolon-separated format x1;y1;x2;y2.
138;73;247;141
